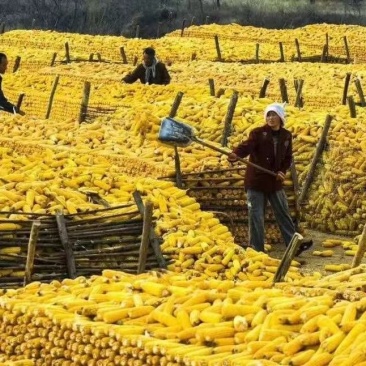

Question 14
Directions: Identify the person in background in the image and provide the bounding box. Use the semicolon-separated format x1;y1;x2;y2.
227;102;312;256
0;53;25;115
122;47;171;85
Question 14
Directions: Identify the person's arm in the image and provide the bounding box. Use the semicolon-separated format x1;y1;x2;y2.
161;64;171;85
122;65;143;84
0;88;16;114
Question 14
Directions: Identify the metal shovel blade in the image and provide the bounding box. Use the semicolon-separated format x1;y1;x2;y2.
158;117;195;147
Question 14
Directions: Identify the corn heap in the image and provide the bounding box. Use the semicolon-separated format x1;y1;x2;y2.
3;267;366;365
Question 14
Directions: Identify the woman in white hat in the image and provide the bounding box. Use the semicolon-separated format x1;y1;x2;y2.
228;103;312;255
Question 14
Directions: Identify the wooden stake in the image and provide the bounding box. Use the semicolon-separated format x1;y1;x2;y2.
180;19;187;37
191;52;197;61
214;35;222;62
78;81;91;124
342;72;352;105
279;42;285;62
50;52;57;66
279;78;289;103
169;92;184;188
137;200;153;273
88;53;94;61
0;23;5;34
133;56;138;66
157;22;162;38
133;191;166;269
45;75;60;119
216;88;225;98
255;43;260;63
259;78;270;98
295;38;302;62
221;91;239;147
209;78;215;96
56;212;76;279
344;36;351;64
321;44;328;63
96;53;102;62
294;79;304;108
13;56;21;73
24;220;41;285
65;42;71;63
16;93;25;111
352;223;366;268
325;32;329;58
298;114;333;204
135;24;140;38
120;47;128;64
348;96;357;118
354;78;366;106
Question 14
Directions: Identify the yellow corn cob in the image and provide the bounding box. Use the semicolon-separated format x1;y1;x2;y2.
199;310;222;324
334;323;366;355
196;326;234;342
140;281;170;297
302;352;333;366
289;349;316;366
151;310;179;327
321;331;346;353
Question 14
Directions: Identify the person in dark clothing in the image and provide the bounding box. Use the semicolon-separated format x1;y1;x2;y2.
227;103;312;255
122;47;171;85
0;53;24;115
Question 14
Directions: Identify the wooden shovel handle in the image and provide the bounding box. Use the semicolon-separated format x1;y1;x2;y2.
193;137;277;177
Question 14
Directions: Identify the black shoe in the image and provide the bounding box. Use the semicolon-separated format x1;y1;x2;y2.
295;240;313;257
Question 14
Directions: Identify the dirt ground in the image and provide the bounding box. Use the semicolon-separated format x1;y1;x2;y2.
268;228;358;276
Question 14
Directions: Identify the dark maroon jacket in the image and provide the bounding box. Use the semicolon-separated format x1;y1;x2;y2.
122;62;171;85
233;124;293;193
0;76;16;114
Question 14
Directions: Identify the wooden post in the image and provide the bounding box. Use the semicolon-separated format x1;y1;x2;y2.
342;72;352;105
209;78;215;96
24;220;41;285
88;53;94;61
295;39;302;62
180;19;187;37
45;75;60;119
133;191;166;269
279;42;285;62
120;47;128;64
16;93;25;111
298;114;333;204
221;91;239;147
279;78;289;104
294;79;304;108
216;88;225;98
135;24;140;38
348;96;357;118
344;36;351;64
137;200;153;273
50;52;57;66
214;35;222;62
96;53;102;62
321;44;328;63
255;43;260;63
273;233;303;283
325;32;329;58
0;23;5;34
157;22;162;38
259;78;270;98
351;223;366;268
191;52;197;61
170;92;184;188
65;42;71;63
78;81;91;124
354;78;366;106
190;16;196;26
13;56;21;73
133;56;138;66
56;212;77;279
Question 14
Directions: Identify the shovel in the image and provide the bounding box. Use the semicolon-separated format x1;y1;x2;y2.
158;117;277;177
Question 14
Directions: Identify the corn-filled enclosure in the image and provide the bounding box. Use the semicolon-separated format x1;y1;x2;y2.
0;22;366;365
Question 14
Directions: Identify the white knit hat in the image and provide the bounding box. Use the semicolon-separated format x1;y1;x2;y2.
264;103;286;126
